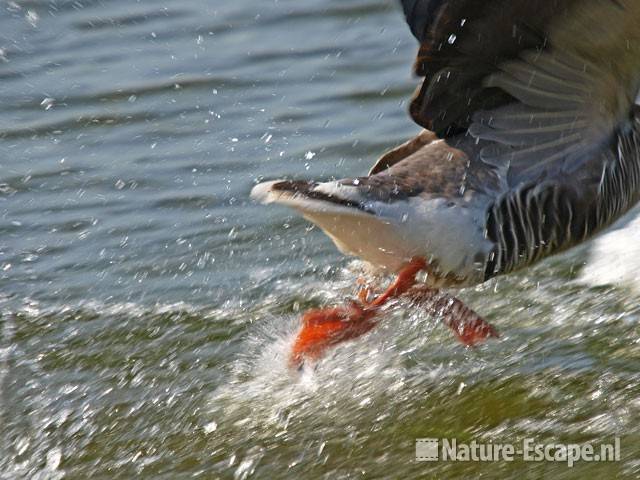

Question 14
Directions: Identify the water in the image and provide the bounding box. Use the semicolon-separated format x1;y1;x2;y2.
0;0;638;478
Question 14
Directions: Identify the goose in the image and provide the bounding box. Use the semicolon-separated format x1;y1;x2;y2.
251;0;640;366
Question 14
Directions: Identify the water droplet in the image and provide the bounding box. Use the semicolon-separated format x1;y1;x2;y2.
304;151;316;160
318;442;326;456
204;421;218;433
26;9;39;27
46;447;62;471
16;437;29;455
41;97;55;110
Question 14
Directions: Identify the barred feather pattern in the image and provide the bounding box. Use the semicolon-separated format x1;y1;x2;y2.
484;115;640;279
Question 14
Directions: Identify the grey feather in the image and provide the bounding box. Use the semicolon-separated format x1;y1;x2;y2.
470;49;621;185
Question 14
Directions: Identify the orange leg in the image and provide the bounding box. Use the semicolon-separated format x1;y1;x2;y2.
406;285;499;345
367;257;427;307
288;257;499;368
289;257;427;368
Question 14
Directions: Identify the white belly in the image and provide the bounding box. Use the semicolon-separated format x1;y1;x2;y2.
299;195;494;286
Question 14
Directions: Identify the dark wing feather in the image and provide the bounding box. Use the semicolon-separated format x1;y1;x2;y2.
399;0;640;189
399;0;445;42
400;0;578;136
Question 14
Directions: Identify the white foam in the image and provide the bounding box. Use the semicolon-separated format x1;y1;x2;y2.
204;298;482;439
580;209;640;291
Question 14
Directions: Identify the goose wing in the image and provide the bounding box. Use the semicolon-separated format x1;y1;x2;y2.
399;0;640;187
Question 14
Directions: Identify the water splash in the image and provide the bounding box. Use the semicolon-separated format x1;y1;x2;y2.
580;210;640;292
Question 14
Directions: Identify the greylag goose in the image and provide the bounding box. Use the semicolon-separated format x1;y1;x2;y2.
251;0;640;365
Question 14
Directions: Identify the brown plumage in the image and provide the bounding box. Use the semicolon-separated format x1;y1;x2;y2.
254;0;640;280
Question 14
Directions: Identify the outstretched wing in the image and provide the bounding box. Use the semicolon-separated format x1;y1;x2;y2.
400;0;640;186
400;0;573;136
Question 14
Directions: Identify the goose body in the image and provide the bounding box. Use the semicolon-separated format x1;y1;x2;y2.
253;0;640;291
252;135;496;286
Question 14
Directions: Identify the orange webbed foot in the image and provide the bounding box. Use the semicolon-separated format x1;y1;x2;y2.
289;257;427;368
289;302;377;368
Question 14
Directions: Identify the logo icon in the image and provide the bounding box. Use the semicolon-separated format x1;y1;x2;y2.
416;438;439;461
